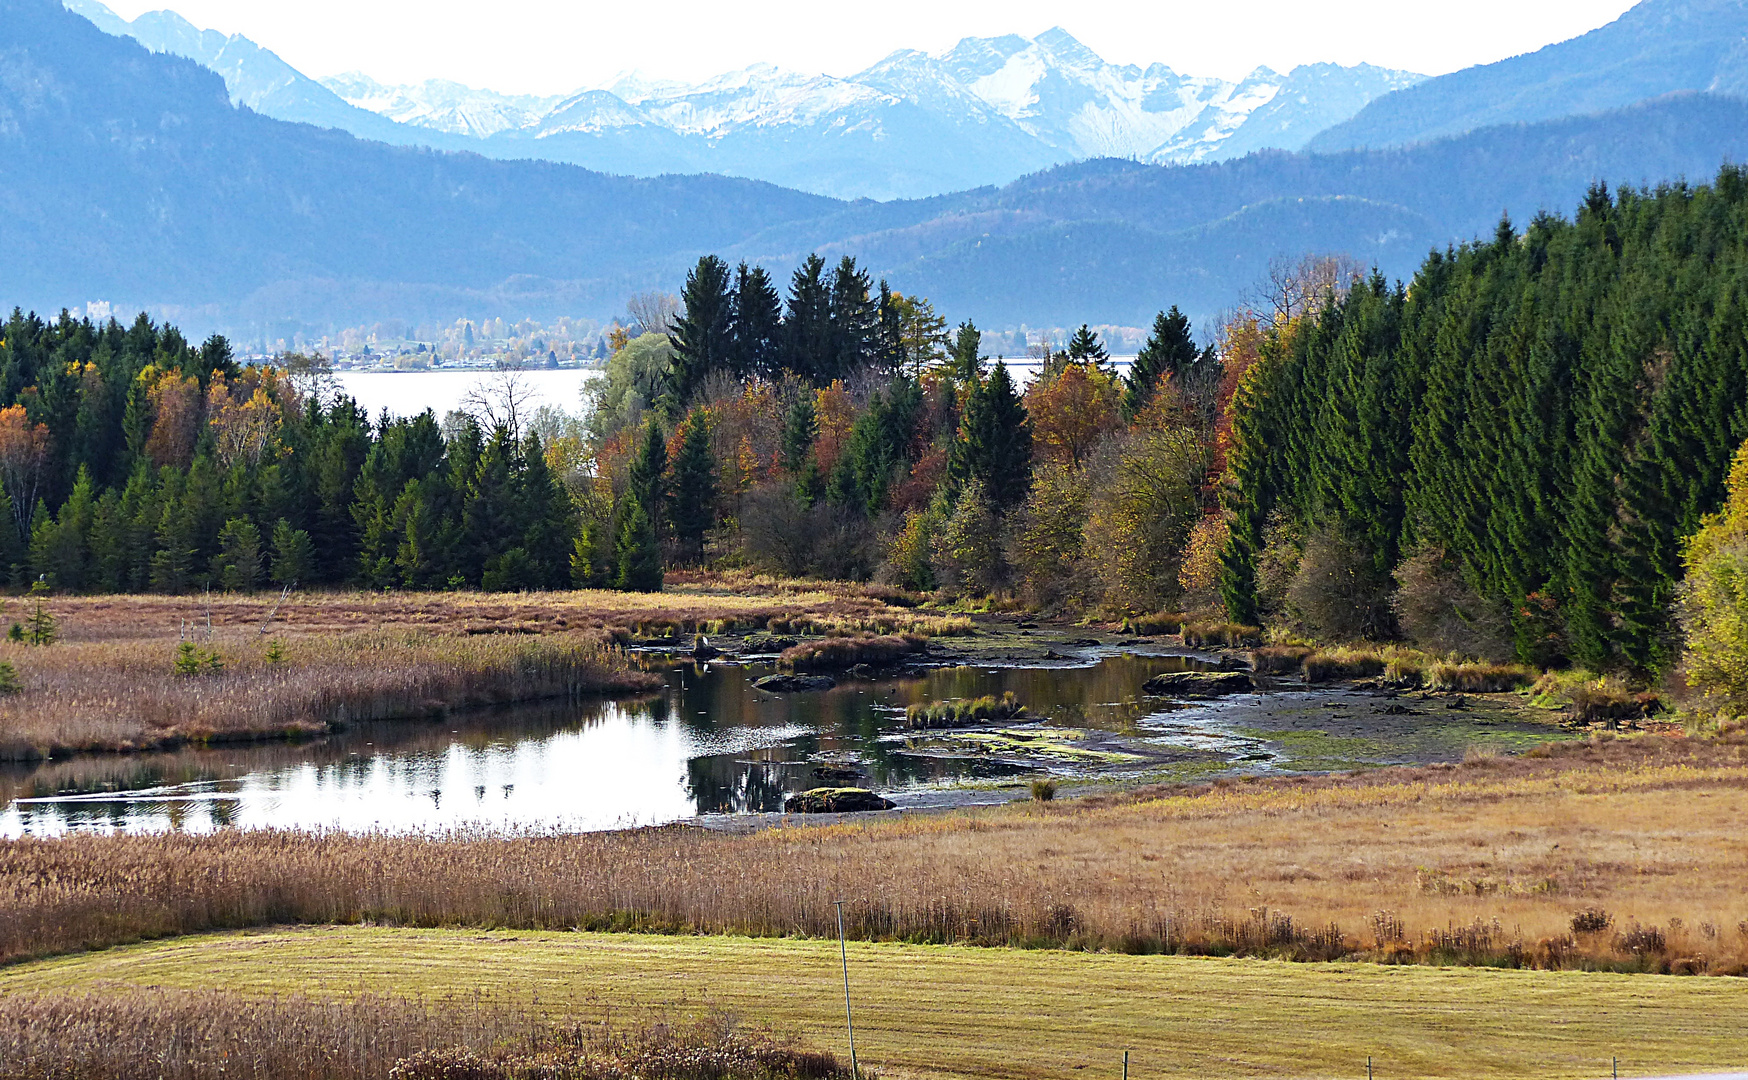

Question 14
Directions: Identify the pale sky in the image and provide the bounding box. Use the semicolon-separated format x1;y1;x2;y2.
98;0;1643;95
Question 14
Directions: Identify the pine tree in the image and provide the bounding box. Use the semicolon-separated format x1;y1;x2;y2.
669;409;717;557
952;362;1032;512
664;255;734;418
1124;307;1198;421
613;494;663;592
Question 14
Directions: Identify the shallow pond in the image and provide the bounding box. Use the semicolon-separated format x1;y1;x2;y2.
0;648;1564;836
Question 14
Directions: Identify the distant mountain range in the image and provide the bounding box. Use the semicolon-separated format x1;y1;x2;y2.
7;0;1748;340
59;0;1422;200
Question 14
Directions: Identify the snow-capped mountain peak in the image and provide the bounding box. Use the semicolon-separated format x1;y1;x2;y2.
64;1;1427;200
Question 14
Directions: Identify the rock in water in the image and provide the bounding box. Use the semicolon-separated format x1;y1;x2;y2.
753;673;837;693
1142;671;1255;697
784;788;896;813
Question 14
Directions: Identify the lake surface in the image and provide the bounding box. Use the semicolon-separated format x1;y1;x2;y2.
330;361;1135;422
335;370;593;420
0;649;1563;837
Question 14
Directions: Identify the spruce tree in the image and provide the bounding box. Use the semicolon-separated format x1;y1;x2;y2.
214;517;263;592
627;416;669;534
669;409;717;558
664;255;734;418
827;255;877;378
952;362;1032;512
613;494;663;592
731;262;783;379
270;518;314;587
517;431;575;588
1124;307;1198;421
948;322;984;385
782;254;834;383
1065;324;1108;367
779;396;817;475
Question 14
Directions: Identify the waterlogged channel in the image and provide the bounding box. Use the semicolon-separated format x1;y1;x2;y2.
0;647;1565;837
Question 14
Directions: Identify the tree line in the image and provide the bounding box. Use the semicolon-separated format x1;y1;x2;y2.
0;311;575;593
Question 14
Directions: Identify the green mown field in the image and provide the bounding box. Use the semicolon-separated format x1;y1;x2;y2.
4;926;1743;1080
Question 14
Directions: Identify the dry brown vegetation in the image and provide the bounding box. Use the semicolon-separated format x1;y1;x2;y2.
0;578;960;760
0;631;655;762
779;632;928;670
0;986;844;1080
5;732;1747;974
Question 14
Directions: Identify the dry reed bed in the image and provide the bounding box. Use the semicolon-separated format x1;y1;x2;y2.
5;735;1747;973
0;578;968;760
45;579;946;644
0;986;844;1080
0;631;657;761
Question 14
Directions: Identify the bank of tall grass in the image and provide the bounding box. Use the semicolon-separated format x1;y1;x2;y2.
4;733;1745;974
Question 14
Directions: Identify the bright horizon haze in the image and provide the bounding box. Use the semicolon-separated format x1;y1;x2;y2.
91;0;1642;96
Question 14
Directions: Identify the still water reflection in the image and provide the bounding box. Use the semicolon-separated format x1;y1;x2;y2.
0;653;1203;837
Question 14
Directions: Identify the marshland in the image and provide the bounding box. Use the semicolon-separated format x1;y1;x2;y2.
7;179;1748;1079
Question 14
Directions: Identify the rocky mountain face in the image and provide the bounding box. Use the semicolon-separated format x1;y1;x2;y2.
60;0;1420;198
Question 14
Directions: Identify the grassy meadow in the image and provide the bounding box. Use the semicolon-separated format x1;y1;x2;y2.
5;925;1745;1079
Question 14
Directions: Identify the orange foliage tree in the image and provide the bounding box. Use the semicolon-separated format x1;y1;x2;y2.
1024;361;1120;467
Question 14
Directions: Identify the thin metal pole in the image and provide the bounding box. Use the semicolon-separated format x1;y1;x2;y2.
1613;1057;1618;1080
1367;1056;1373;1080
835;900;858;1079
1123;1049;1129;1080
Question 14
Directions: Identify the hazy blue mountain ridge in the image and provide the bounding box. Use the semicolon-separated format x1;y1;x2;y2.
1309;0;1748;151
10;0;1748;337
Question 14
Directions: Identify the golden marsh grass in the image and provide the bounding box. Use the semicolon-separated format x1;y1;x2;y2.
3;733;1745;973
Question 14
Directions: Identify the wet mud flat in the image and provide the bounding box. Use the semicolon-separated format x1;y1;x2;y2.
683;622;1573;828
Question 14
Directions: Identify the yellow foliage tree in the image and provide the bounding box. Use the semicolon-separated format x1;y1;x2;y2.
1679;441;1748;712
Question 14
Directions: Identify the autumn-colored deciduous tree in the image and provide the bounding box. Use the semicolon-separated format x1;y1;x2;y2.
811;380;856;476
1680;441;1748;712
1025;360;1120;468
143;368;201;469
0;404;49;547
207;374;284;470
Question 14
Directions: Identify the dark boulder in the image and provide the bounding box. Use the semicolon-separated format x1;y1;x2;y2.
753;673;836;693
1142;671;1255;697
784;788;896;813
